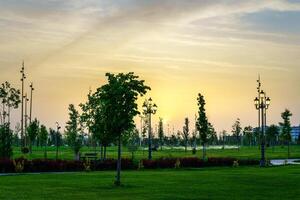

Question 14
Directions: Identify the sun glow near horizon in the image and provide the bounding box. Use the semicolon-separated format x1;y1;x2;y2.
0;0;300;134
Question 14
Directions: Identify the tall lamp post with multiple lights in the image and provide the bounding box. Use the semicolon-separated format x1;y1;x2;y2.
254;89;270;167
142;98;157;160
20;62;26;148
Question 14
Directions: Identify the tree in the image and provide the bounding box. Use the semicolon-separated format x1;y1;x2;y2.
39;125;48;158
279;109;292;158
265;124;279;151
208;123;217;145
127;128;140;160
196;93;210;160
0;123;12;159
99;72;150;186
65;104;82;160
158;118;164;150
27;118;39;153
182;117;190;152
220;130;227;149
0;82;21;125
243;126;253;146
232;118;242;150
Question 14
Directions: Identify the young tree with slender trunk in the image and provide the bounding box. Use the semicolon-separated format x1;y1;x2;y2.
279;109;292;158
182;117;190;152
158;118;164;150
99;72;150;186
65;104;82;160
232;118;242;151
39;125;48;159
243;126;253;146
265;124;279;151
27;118;39;153
196;93;210;160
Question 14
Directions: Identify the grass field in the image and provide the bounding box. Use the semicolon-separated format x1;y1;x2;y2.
0;166;300;200
13;145;300;160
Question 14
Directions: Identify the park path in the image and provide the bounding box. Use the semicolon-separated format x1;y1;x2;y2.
270;159;300;166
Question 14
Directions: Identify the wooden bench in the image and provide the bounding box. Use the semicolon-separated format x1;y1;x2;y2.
80;153;98;161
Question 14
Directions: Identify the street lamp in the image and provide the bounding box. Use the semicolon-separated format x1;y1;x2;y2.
142;98;157;160
254;89;271;167
29;83;34;123
55;122;61;160
20;61;26;148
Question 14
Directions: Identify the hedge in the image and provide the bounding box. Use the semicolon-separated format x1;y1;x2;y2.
0;157;259;173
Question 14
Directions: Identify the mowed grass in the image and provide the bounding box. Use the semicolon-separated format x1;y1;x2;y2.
1;166;300;200
13;145;300;160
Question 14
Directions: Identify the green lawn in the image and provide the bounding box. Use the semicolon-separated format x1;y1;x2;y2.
13;145;300;160
1;166;300;199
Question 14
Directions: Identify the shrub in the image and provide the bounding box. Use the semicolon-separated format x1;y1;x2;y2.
233;160;239;167
13;159;25;173
174;159;181;169
179;157;203;168
0;159;14;173
21;147;29;154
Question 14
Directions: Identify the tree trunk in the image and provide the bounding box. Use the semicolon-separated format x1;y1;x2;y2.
202;143;205;160
100;144;103;160
44;144;47;159
185;142;187;153
115;135;121;186
104;145;107;160
287;142;290;159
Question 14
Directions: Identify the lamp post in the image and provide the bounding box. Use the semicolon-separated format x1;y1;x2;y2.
20;62;26;148
24;93;29;147
254;90;270;167
55;122;61;160
142;98;157;160
29;83;34;123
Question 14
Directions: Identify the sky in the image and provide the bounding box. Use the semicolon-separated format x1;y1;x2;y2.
0;0;300;136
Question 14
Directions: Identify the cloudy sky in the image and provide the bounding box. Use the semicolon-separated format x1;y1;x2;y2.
1;0;300;134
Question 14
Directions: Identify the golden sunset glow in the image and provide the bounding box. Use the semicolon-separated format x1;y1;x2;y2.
1;1;300;134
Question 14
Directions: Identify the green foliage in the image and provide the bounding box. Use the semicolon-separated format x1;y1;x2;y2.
158;117;164;149
0;81;21;124
232;118;242;147
243;126;253;146
27;119;40;152
196;93;209;145
13;159;24;173
0;123;12;159
279;109;292;143
99;72;150;185
99;72;150;138
65;104;82;155
39;125;48;146
266;125;279;145
182;117;189;151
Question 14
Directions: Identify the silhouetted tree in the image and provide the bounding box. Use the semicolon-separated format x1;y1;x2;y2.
243;126;253;146
266;124;279;151
208;123;217;145
232;118;242;150
158;118;164;150
196;93;210;160
127;128;140;160
65;104;82;160
0;123;12;159
99;72;150;186
0;82;21;125
279;109;292;158
27;118;39;153
182;117;190;152
39;125;48;158
220;130;227;149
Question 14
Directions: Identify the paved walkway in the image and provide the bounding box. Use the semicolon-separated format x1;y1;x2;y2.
270;159;300;166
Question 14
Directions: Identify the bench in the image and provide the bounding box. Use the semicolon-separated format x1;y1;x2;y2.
80;153;98;161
